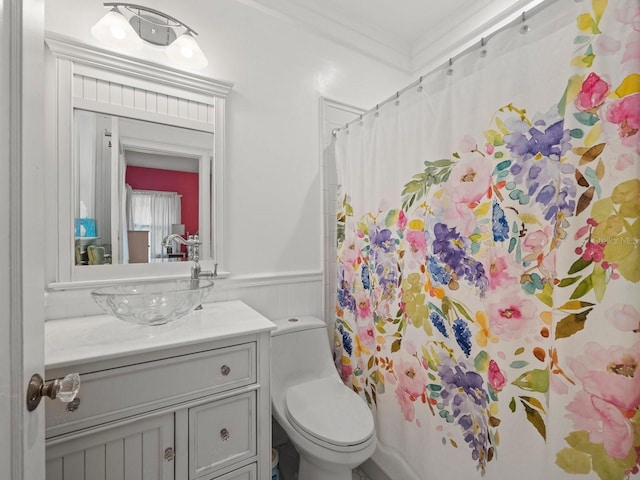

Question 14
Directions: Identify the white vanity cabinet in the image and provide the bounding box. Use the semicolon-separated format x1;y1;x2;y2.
44;301;274;480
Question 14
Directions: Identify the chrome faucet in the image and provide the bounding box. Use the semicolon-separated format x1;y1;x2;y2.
161;234;218;281
161;234;217;311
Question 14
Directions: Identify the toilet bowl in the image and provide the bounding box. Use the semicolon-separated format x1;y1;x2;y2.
271;316;376;480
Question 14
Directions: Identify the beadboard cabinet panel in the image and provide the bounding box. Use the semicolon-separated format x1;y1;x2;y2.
46;414;174;480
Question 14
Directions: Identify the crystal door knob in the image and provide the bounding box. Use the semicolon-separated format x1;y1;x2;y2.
26;373;81;412
55;373;81;402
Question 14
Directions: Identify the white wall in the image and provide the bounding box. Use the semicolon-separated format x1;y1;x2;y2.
43;0;409;320
45;0;409;276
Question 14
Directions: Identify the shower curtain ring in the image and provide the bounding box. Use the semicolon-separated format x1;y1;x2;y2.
447;58;454;76
417;75;424;92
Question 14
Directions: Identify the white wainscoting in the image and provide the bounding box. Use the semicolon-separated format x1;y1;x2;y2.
45;271;323;322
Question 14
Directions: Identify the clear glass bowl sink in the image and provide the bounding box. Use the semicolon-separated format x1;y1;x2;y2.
91;279;214;325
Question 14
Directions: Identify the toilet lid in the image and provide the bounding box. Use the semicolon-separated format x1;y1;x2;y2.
285;377;374;447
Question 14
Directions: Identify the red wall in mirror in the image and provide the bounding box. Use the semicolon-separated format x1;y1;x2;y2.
125;166;199;240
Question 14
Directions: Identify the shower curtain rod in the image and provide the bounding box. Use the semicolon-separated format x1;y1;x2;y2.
332;0;560;136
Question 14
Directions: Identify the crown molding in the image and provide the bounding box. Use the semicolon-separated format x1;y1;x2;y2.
234;0;549;76
45;32;234;98
411;0;546;73
232;0;413;73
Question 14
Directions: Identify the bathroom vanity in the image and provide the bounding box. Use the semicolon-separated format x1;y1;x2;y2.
44;300;274;480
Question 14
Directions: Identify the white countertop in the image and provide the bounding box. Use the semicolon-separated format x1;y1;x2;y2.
45;300;275;371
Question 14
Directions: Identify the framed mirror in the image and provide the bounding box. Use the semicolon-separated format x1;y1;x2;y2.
45;33;232;288
74;111;213;266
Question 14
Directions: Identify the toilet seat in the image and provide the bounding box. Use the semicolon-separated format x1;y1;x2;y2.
284;377;374;450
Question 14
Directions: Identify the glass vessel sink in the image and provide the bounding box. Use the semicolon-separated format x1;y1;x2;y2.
91;279;214;325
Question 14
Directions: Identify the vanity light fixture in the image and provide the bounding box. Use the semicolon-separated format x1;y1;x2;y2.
92;3;208;69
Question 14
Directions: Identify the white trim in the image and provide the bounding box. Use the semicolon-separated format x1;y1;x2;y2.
119;137;209;159
45;32;233;98
411;0;547;74
234;0;550;75
212;96;226;268
4;1;46;478
47;270;321;293
319;97;363;328
72;98;216;132
233;0;412;73
221;270;322;289
45;270;323;323
321;97;367;118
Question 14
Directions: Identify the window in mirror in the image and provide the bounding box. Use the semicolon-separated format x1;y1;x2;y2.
74;110;213;266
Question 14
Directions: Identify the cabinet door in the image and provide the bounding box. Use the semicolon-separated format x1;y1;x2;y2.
189;392;256;479
46;413;174;480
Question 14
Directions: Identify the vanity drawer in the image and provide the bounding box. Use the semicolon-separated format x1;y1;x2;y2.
46;342;256;437
208;463;257;480
189;391;256;479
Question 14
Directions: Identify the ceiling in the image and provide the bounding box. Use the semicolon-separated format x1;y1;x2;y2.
238;0;545;73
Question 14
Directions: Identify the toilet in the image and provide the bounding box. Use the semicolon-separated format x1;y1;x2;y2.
271;316;376;480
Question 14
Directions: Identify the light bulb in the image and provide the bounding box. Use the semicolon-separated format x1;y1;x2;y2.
110;25;126;40
91;7;144;51
166;32;208;69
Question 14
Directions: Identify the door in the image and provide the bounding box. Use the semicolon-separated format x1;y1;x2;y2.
1;1;46;479
128;230;150;263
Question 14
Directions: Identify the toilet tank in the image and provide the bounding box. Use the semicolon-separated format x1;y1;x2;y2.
271;316;339;388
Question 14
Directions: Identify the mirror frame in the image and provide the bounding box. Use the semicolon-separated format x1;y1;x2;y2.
45;33;233;288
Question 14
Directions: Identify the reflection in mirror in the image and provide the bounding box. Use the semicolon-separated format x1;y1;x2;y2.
74;111;213;266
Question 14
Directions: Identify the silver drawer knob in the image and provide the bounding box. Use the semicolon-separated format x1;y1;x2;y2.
164;447;175;462
220;428;230;441
220;365;231;376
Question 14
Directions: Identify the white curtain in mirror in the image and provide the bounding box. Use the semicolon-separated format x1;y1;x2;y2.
75;111;96;221
74;111;113;247
127;189;181;261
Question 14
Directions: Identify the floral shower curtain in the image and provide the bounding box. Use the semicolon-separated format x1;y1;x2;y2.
333;1;639;479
